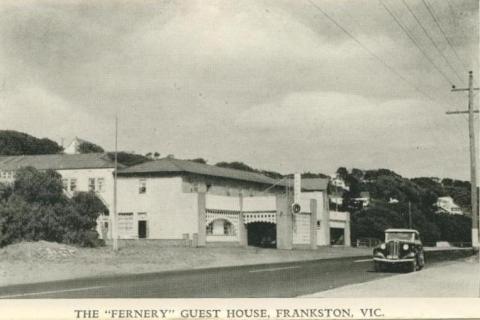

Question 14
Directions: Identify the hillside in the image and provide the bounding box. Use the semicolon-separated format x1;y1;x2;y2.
332;167;473;245
0;130;63;155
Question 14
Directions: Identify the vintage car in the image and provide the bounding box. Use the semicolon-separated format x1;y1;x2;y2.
373;228;425;272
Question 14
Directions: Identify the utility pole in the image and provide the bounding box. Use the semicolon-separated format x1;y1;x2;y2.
408;201;412;229
112;115;119;252
448;71;480;249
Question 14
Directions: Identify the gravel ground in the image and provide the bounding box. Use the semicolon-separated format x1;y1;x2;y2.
301;254;480;298
0;241;371;287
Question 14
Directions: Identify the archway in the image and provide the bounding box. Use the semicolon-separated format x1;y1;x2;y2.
246;222;276;248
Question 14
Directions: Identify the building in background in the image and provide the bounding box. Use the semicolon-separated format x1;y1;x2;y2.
436;196;464;215
0;153;118;238
64;137;96;154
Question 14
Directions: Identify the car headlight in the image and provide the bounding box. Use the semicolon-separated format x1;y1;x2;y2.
380;243;386;250
403;244;409;250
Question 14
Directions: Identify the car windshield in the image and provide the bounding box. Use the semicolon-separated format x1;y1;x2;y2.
385;232;414;242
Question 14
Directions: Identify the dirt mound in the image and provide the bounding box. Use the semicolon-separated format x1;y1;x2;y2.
0;241;78;261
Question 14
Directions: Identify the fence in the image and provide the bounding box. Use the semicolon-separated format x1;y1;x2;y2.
355;238;381;248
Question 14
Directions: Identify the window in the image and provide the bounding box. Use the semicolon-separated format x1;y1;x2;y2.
206;223;213;235
206;219;235;236
62;179;68;190
138;220;148;239
88;178;96;192
118;212;134;236
70;178;77;192
97;178;105;193
139;179;147;194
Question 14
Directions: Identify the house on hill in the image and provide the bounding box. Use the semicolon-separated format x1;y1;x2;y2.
64;137;99;154
435;196;463;215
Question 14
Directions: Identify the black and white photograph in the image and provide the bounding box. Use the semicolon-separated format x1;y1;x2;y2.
0;0;479;317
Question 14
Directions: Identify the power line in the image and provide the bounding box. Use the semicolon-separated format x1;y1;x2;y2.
422;0;469;74
306;0;464;160
307;0;465;151
401;0;463;83
306;0;446;104
378;0;455;86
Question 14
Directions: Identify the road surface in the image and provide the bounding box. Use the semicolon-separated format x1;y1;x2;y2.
0;256;445;298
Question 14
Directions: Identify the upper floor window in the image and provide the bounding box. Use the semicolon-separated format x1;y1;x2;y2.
88;178;96;192
70;178;77;192
97;178;105;193
139;179;147;194
62;179;68;190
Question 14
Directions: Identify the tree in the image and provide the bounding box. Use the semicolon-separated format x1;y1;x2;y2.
189;158;208;164
434;213;471;243
0;130;63;155
145;152;161;160
13;167;65;205
351;168;364;180
364;168;400;181
301;172;329;179
215;161;256;172
62;192;107;246
106;152;151;167
411;177;445;197
336;167;348;180
260;170;283;179
0;167;105;247
351;206;406;241
78;141;104;153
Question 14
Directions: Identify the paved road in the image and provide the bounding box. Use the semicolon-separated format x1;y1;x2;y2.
0;256;438;298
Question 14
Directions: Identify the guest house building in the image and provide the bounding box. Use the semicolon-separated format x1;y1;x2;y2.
0;154;351;248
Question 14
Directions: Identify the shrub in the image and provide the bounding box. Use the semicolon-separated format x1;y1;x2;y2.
0;167;106;247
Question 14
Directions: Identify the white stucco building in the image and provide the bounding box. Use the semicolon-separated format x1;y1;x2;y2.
0;154;351;249
116;158;351;248
0;153;118;238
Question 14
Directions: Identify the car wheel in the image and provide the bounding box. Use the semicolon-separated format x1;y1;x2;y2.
418;253;425;270
374;261;381;272
409;259;417;273
416;257;424;270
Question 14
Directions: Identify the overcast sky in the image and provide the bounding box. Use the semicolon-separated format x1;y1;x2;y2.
0;0;478;179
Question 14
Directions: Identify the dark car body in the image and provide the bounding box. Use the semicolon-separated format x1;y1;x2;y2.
373;228;425;272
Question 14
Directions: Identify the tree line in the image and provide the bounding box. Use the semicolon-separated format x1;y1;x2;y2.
332;167;473;245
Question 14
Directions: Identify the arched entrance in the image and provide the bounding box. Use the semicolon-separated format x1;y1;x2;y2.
243;211;277;248
247;222;276;248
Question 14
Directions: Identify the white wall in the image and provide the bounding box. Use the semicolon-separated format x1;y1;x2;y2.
242;196;276;211
56;168;115;208
206;194;240;211
300;191;324;212
330;210;348;221
116;176;198;239
56;168;115;239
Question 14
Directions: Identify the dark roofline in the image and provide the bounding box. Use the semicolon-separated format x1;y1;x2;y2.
118;157;280;186
0;153;119;171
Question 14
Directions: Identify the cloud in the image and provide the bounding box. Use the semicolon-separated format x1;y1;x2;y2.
0;0;476;179
0;84;111;145
235;91;435;135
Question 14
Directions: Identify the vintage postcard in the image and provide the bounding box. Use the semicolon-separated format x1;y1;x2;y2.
0;0;478;319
